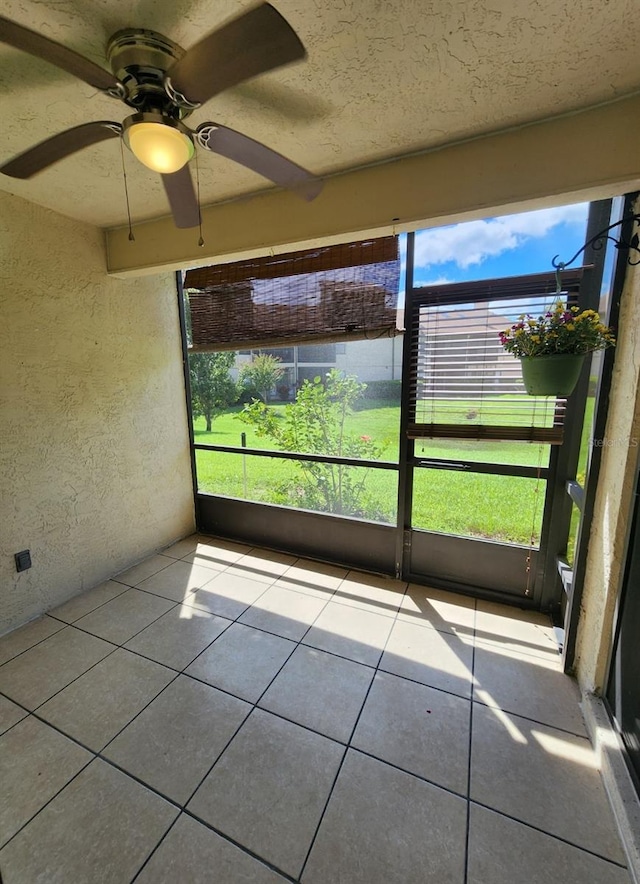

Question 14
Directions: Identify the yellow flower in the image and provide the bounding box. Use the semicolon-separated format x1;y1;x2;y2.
531;335;540;342
565;323;575;331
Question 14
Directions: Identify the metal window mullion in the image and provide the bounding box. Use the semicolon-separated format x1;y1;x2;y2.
177;271;200;506
536;199;614;612
396;231;417;578
413;458;549;479
193;443;399;471
564;193;639;670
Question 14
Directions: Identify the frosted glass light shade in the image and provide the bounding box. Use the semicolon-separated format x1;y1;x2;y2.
127;121;194;174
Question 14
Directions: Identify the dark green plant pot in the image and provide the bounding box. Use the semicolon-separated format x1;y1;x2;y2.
520;353;586;396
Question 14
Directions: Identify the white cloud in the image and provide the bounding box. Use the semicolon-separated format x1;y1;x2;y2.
413;276;454;287
413;203;588;270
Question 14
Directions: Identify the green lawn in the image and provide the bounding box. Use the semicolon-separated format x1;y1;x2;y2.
193;399;561;545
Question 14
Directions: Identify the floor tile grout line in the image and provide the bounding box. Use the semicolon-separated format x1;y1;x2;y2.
176;593;311;812
168;612;395;687
469;697;590;740
114;569;337;684
124;594;244;671
178;577;292;644
111;545;243;593
7;703;189;820
8;701;199;823
176;695;263;810
98;670;185;756
94;752;184;810
109;732;303;884
173;581;289;674
19;610;187;722
473;633;562;660
0;750;97;852
176;569;341;705
52;592;185;646
374;660;472;701
250;702;351;751
296;743;349;881
25;641;123;715
463;598;478;884
346;745;470;801
297;580;409;880
0;694;31;738
238;574;339;660
468;798;631;869
273;571;346;598
46;583;131;626
183;807;299;884
0;619;69;670
110;556;181;588
129;811;183;884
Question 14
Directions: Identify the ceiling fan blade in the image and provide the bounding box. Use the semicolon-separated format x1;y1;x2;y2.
0;122;122;179
167;3;305;106
197;122;322;201
161;166;200;228
0;16;121;94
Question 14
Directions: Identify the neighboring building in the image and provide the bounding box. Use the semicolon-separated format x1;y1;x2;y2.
234;329;404;400
416;305;518;397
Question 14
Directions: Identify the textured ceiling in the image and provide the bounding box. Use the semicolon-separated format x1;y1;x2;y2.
0;0;637;229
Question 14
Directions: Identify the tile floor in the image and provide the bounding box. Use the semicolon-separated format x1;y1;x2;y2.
0;534;632;883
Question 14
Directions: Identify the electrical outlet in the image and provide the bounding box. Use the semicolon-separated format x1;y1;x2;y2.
15;550;31;572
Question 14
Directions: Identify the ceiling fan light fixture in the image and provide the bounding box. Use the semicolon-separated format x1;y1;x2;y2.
123;113;194;174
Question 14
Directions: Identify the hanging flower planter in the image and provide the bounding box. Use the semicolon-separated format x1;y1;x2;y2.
519;353;586;397
498;302;616;397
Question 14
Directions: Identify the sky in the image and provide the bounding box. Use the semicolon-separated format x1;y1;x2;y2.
402;201;591;290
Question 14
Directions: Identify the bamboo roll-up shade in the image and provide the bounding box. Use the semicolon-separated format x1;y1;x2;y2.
185;237;402;351
408;289;581;445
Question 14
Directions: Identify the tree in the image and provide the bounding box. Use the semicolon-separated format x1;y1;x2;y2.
239;353;285;403
238;370;389;519
189;351;238;431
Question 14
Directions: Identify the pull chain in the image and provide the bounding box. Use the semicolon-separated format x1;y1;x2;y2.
195;150;204;247
119;140;135;242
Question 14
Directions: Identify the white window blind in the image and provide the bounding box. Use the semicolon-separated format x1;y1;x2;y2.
407;273;584;445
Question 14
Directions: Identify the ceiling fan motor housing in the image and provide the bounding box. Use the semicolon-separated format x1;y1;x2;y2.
107;29;190;117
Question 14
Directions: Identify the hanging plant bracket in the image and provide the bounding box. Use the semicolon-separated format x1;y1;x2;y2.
552;213;640;274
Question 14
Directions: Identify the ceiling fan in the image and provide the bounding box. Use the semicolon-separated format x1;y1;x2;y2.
0;3;323;229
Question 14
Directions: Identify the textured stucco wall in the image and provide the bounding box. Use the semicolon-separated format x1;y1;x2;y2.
574;258;640;693
0;191;194;635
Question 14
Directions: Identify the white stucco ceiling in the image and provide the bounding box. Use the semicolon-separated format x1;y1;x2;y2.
0;0;637;229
